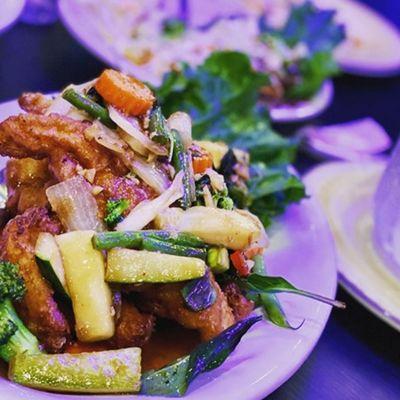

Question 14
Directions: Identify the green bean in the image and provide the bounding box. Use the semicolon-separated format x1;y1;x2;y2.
62;88;116;129
142;238;207;260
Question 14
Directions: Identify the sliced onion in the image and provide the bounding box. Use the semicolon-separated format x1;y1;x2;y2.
131;157;171;194
85;121;127;154
167;111;192;149
108;106;167;156
46;176;104;232
116;171;183;231
205;168;227;193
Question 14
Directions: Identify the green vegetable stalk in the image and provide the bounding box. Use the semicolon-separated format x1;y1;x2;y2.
104;199;130;229
0;261;40;362
141;315;262;396
62;88;116;129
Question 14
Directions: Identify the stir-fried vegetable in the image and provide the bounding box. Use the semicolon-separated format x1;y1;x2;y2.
155;206;262;250
141;315;261;396
56;231;114;342
104;199;130;229
172;129;195;209
0;261;40;362
46;176;104;232
116;171;183;231
207;247;230;273
181;270;217;312
95;69;155;116
62;88;116;128
149;106;173;146
93;230;206;251
10;348;142;393
106;249;206;283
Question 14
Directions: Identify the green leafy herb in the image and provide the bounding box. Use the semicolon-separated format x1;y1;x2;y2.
104;199;130;229
246;274;346;309
156;51;297;165
259;1;345;100
141;315;261;396
261;1;345;54
252;255;302;329
162;18;186;39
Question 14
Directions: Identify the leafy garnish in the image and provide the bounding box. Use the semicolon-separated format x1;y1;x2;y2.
162;18;186;39
252;255;303;329
259;1;345;100
104;199;130;229
261;1;345;54
246;274;346;309
156;51;297;165
141;315;261;396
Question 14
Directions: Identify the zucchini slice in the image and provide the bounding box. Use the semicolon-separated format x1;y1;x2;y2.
56;230;114;342
9;347;141;393
106;249;206;283
35;232;70;300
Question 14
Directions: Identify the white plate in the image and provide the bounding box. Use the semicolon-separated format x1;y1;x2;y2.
0;99;337;399
305;161;400;331
58;0;333;123
314;0;400;77
0;0;25;35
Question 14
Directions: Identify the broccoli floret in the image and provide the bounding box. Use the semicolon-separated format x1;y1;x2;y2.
0;261;40;362
104;199;130;229
0;261;25;303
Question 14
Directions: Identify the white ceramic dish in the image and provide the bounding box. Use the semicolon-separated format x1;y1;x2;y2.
0;99;338;399
0;0;25;35
58;0;334;123
305;161;400;332
314;0;400;77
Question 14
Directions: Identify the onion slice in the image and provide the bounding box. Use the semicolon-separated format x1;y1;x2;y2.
116;171;183;231
108;106;167;156
167;112;192;150
46;176;104;232
131;157;171;194
85;121;127;154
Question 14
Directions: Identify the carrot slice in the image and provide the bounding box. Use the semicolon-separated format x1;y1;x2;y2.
95;69;155;116
192;153;213;174
230;250;250;277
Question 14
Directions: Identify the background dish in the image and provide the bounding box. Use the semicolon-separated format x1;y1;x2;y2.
0;99;337;399
304;161;400;332
58;0;334;123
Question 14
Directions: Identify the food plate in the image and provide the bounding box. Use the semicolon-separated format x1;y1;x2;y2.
304;161;400;331
57;0;333;123
314;0;400;77
0;98;337;399
0;0;25;35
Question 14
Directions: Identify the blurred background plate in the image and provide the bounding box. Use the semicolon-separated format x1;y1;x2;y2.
304;161;400;332
58;0;333;123
0;0;26;35
0;98;338;400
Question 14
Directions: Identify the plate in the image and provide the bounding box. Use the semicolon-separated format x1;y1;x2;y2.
58;0;333;123
0;0;25;35
304;161;400;331
0;99;337;399
314;0;400;77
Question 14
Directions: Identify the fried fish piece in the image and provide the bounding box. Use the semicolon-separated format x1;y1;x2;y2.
111;295;155;348
0;113;125;174
0;207;71;352
5;158;53;215
134;273;235;341
222;282;254;322
18;92;52;115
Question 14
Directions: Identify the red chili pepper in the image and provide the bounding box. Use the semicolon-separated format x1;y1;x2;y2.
230;250;250;277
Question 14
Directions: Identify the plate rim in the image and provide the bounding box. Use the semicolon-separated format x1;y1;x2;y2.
0;0;26;35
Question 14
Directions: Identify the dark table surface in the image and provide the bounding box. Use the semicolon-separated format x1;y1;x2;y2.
0;1;400;399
